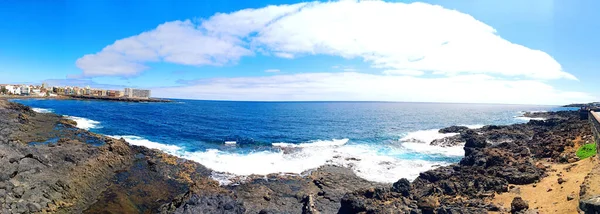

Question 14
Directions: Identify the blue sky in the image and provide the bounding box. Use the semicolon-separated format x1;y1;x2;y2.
0;0;598;104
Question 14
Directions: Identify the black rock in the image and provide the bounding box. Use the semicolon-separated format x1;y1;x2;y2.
439;126;469;134
393;178;411;197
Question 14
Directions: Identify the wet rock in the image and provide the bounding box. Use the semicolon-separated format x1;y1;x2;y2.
302;195;319;214
392;178;411;197
439;126;469;134
59;118;77;127
463;130;488;148
511;197;529;213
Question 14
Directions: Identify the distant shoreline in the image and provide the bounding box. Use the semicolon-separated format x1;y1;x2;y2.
0;95;171;103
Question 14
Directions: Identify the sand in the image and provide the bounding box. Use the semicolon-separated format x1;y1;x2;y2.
489;157;598;213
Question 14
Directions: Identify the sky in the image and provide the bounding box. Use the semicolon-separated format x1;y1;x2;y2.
0;0;598;105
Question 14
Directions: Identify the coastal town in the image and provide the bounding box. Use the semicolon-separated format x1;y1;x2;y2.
0;83;163;102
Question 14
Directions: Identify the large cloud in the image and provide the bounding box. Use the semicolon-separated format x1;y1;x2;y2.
76;0;576;80
154;72;593;105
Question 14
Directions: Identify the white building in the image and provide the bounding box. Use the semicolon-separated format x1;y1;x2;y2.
3;85;19;95
124;88;151;99
31;88;42;96
19;85;30;95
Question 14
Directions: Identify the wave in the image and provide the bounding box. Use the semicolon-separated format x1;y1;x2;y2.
399;124;485;144
224;141;237;145
32;108;52;113
272;138;349;148
64;115;101;130
108;135;183;154
179;143;449;184
400;142;464;157
461;124;485;129
400;129;458;144
107;136;457;184
514;116;545;121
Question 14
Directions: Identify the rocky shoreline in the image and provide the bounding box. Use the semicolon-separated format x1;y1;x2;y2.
0;99;597;213
0;95;172;103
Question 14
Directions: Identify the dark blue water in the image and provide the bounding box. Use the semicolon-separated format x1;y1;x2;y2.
13;99;575;183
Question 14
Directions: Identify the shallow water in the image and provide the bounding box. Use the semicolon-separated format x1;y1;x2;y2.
15;99;576;183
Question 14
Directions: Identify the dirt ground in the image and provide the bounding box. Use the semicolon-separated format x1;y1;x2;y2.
489;157;598;214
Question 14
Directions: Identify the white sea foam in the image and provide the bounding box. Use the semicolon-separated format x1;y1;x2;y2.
225;141;237;145
399;129;458;144
108;135;183;154
514;111;547;121
462;124;485;129
104;136;459;184
32;108;53;113
515;116;545;121
64;115;101;130
272;138;349;148
401;142;465;157
179;140;454;183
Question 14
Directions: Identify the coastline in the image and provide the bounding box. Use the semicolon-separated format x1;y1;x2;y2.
0;95;171;103
0;99;598;213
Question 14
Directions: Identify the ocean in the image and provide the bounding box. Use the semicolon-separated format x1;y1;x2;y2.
13;99;575;184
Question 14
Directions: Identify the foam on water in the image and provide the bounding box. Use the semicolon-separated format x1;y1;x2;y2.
108;135;183;154
104;136;459;184
224;141;237;145
32;108;52;113
462;124;485;129
514;116;545;121
64;115;101;130
272;138;349;148
400;142;465;157
176;139;456;184
399;129;458;144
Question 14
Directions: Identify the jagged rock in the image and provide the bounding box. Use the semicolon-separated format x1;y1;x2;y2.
0;98;593;214
463;130;488;148
580;196;600;214
511;197;529;213
439;126;469;134
417;196;439;211
58;118;77;127
392;178;411;197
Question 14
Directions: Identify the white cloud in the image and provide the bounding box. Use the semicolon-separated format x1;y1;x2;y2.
153;72;594;105
265;69;280;73
343;68;357;72
75;0;577;81
383;70;425;76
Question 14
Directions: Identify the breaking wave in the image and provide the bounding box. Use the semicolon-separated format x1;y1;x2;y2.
272;138;349;148
399;129;458;144
64;115;101;130
515;116;545;121
111;137;460;184
32;108;52;113
108;135;183;154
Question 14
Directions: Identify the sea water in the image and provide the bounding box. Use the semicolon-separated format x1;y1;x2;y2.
14;99;575;184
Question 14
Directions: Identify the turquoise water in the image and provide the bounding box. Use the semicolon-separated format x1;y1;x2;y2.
14;99;575;183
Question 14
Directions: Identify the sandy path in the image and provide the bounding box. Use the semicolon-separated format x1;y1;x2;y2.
489;157;597;213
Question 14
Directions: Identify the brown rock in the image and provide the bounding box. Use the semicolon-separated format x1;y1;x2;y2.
417;196;439;211
511;197;529;213
567;194;575;201
558;177;567;184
